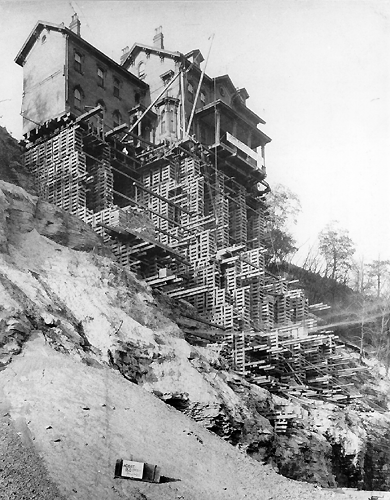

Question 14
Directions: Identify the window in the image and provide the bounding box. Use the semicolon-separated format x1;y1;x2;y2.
113;110;122;128
138;61;145;80
219;86;225;97
188;82;194;103
200;91;206;105
160;110;166;134
161;70;174;86
74;52;82;73
97;67;105;87
170;110;176;134
74;87;83;109
113;77;120;98
41;34;47;44
96;100;106;115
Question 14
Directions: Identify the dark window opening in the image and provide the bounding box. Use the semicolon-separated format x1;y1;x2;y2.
113;111;122;128
138;61;145;80
96;99;106;114
113;77;120;98
74;87;83;109
74;52;82;73
97;67;105;87
161;70;174;86
188;82;194;103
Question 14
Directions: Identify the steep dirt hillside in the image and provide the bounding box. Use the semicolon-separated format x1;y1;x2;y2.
0;177;349;500
0;176;378;499
0;335;334;500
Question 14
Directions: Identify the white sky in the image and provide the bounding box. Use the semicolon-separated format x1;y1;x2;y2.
0;0;389;264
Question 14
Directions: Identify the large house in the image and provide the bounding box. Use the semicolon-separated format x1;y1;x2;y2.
15;15;149;140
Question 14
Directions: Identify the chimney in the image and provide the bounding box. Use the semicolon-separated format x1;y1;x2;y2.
153;26;164;49
69;13;81;36
120;46;130;65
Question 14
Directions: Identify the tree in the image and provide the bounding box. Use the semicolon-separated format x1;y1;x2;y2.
362;294;390;371
263;183;301;264
366;259;390;298
301;243;326;275
318;221;355;283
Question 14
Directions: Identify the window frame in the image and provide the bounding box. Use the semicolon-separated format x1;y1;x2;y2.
97;67;105;88
160;109;166;134
138;61;146;80
113;110;122;128
74;51;82;73
74;87;83;110
113;77;120;98
96;100;106;115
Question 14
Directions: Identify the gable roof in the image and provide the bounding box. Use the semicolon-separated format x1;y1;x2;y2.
121;43;265;125
15;20;148;89
195;100;270;145
121;43;183;69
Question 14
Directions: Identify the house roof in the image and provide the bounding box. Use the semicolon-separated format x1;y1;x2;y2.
121;44;265;125
195;100;271;146
121;43;183;68
185;49;204;65
15;20;148;89
213;76;264;124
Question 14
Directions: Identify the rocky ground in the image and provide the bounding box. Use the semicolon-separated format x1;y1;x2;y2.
0;335;347;500
0;126;390;498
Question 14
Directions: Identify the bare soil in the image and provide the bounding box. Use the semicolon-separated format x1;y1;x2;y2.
0;335;357;500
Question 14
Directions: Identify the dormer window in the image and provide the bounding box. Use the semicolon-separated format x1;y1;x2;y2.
219;87;225;97
113;77;120;98
138;61;146;80
97;67;105;88
74;52;82;73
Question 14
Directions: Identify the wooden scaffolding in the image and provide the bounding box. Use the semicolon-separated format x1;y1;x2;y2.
23;115;364;405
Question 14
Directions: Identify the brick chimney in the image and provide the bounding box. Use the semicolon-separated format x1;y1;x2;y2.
153;26;164;49
120;46;130;65
69;13;81;36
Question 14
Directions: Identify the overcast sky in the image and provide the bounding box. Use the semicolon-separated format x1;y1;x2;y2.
1;0;389;264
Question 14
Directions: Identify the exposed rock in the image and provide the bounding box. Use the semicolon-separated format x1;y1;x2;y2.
0;180;109;254
0;126;36;195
